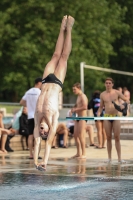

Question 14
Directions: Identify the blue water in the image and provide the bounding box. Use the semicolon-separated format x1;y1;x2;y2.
3;117;65;125
0;173;133;200
3;116;13;124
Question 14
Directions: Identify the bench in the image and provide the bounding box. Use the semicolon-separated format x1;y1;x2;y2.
9;132;98;151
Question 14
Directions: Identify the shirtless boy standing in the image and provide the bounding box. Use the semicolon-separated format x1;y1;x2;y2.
71;82;88;159
97;77;129;163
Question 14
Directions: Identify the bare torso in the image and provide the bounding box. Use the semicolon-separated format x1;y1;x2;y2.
76;93;88;117
101;89;120;115
35;83;61;123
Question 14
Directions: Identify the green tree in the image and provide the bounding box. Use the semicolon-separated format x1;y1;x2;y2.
109;0;133;101
0;0;128;102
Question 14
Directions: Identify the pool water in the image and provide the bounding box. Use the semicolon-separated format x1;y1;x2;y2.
3;117;65;125
0;173;133;200
3;116;13;125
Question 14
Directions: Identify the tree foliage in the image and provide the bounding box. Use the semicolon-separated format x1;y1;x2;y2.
109;0;133;100
0;0;131;102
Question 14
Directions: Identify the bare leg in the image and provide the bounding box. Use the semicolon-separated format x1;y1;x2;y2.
104;121;112;162
63;129;68;147
34;122;41;166
71;121;82;158
52;135;58;148
42;15;68;78
113;121;123;162
21;136;24;150
102;122;106;148
86;125;94;145
55;16;75;83
28;134;34;158
72;137;82;158
77;121;86;159
95;121;102;148
26;135;28;149
1;134;7;153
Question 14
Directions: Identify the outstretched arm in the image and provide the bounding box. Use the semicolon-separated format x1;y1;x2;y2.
34;137;41;167
34;125;41;167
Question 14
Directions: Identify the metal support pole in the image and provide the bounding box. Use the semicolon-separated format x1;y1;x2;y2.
80;62;85;92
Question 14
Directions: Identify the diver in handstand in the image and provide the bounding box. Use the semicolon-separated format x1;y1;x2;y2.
34;15;75;170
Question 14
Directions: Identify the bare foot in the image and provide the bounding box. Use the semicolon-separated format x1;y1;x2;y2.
95;146;102;149
61;15;67;31
70;154;80;159
51;146;58;149
1;149;7;153
67;16;75;29
0;150;4;154
104;159;112;163
118;160;126;164
77;156;86;160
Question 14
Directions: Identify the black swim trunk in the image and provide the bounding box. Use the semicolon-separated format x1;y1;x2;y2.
42;73;63;88
109;120;114;123
76;120;87;123
69;125;74;135
28;118;34;135
104;114;117;124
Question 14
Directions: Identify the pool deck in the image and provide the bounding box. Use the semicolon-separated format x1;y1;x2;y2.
0;139;133;179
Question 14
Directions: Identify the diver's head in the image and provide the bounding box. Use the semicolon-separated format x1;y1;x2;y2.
39;120;49;140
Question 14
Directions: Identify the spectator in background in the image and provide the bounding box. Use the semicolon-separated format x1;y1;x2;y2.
52;123;69;148
0;111;15;153
123;87;130;101
5;107;23;152
117;87;124;104
123;87;130;116
88;90;106;149
86;124;95;147
117;87;122;93
117;87;124;116
71;82;88;159
20;77;42;159
66;109;75;137
19;106;29;150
